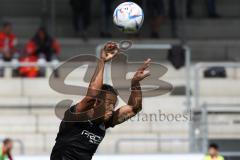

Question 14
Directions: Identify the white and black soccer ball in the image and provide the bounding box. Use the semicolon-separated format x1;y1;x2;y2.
113;2;144;33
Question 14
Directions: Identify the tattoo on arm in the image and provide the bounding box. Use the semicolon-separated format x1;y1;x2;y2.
128;81;142;112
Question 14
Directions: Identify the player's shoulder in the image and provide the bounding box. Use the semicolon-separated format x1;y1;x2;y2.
62;104;77;121
63;104;92;124
204;155;225;160
203;155;210;160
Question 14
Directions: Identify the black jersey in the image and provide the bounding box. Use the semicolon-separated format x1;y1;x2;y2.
50;105;114;160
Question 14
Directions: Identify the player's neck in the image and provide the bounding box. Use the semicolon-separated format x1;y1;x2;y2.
91;118;104;125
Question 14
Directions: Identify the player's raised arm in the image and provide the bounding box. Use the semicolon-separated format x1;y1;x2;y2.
76;42;119;113
110;59;151;126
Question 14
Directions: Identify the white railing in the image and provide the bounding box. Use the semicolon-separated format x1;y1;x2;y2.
0;60;60;78
114;137;189;154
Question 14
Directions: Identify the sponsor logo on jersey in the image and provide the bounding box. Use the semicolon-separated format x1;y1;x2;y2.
81;130;103;144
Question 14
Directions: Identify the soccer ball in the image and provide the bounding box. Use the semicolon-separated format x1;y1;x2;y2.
113;2;144;33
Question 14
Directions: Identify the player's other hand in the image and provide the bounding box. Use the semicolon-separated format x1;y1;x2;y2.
101;42;119;62
132;58;151;84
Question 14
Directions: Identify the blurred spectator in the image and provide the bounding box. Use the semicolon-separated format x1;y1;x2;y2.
100;0;113;38
21;27;60;78
25;27;60;62
18;55;39;78
0;22;18;61
0;138;13;160
204;143;224;160
69;0;91;39
146;0;165;38
187;0;220;18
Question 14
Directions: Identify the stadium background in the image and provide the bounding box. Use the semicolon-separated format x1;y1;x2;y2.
0;0;240;159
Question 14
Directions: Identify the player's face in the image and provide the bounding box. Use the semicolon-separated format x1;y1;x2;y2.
5;141;13;153
208;147;217;156
102;93;117;121
3;25;12;34
38;30;46;40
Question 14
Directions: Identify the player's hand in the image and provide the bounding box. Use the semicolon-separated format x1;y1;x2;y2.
132;58;151;84
100;42;120;62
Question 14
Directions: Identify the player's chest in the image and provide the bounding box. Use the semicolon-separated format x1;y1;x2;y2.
75;122;106;145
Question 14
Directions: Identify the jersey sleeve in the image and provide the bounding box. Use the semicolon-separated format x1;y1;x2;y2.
62;105;77;122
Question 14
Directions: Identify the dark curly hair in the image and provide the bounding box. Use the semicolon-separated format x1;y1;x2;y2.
101;84;118;96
